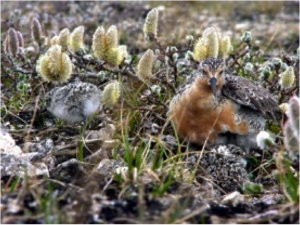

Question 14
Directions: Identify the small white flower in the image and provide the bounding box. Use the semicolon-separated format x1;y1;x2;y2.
279;103;289;115
244;62;254;73
256;131;275;149
240;31;252;43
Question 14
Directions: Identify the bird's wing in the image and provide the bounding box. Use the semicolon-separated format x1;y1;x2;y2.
221;75;282;121
170;72;198;107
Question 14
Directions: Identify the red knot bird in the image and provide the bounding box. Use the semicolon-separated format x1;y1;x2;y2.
168;57;282;151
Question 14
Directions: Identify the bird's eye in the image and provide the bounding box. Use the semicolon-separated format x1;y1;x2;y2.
216;66;225;76
202;66;210;75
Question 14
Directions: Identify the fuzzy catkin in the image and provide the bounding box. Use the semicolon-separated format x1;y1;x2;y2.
137;49;154;80
286;96;299;137
105;46;128;66
219;36;231;58
105;25;118;49
284;123;298;152
16;31;24;48
31;18;42;44
7;28;19;57
279;66;295;89
92;26;127;66
50;36;59;46
37;45;72;82
143;8;159;40
193;38;208;61
3;36;9;54
70;26;85;52
92;26;106;60
58;28;70;50
203;27;219;58
102;81;121;107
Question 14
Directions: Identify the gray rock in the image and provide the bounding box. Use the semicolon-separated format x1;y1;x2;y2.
0;128;49;178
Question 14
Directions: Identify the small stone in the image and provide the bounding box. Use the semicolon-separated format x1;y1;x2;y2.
221;191;245;206
0;128;22;155
99;124;116;141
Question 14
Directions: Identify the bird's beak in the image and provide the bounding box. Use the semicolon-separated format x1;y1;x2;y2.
209;77;217;97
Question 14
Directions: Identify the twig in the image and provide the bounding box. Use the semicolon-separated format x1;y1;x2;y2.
134;106;166;122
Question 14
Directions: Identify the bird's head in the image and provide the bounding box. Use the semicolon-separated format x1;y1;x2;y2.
197;58;226;97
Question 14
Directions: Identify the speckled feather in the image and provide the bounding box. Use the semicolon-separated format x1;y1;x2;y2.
45;82;102;124
222;75;281;121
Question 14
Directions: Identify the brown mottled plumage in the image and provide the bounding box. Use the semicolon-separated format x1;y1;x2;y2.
168;58;281;151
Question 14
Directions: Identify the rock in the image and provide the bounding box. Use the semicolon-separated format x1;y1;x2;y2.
1;153;49;178
0;128;22;155
221;191;245;206
0;128;49;178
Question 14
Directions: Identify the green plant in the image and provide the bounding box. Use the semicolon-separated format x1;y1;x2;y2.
242;181;264;194
277;96;300;203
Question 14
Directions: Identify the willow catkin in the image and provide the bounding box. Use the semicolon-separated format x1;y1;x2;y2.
137;49;154;80
102;81;121;107
70;26;85;52
37;45;72;82
143;8;159;40
31;18;42;44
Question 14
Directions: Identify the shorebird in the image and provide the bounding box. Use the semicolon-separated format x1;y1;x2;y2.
45;82;102;124
168;58;282;151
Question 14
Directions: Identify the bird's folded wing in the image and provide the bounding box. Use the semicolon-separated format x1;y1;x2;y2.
222;75;282;121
